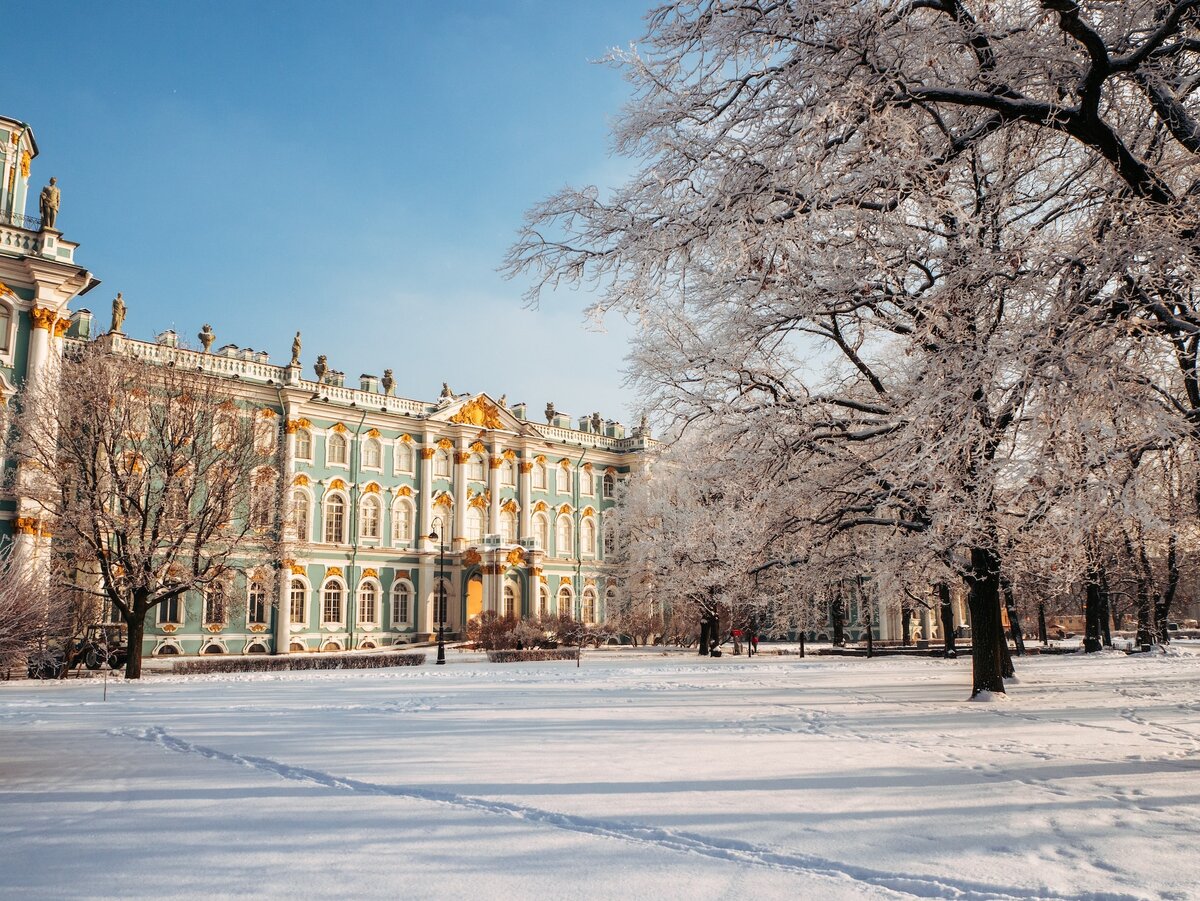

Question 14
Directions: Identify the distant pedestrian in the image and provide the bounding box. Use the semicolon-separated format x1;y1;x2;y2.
750;632;758;655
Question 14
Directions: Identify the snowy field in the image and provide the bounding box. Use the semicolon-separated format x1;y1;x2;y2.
2;647;1199;901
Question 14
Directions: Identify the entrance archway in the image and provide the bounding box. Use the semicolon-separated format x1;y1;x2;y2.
466;574;484;621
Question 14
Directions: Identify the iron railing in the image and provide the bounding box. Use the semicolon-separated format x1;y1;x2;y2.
0;210;42;230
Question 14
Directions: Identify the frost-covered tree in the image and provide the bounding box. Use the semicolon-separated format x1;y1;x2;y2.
10;343;278;678
508;1;1200;696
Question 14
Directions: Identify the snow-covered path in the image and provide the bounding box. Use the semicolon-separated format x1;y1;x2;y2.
2;648;1198;900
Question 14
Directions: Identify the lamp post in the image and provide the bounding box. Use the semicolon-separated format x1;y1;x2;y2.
430;517;447;665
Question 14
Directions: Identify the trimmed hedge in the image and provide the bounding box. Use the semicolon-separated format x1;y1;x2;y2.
172;650;426;675
486;648;581;663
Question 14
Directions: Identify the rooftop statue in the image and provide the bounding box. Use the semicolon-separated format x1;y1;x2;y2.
439;382;453;399
545;402;555;424
314;355;328;382
39;177;59;230
290;332;302;367
110;293;126;334
381;369;395;396
198;324;215;353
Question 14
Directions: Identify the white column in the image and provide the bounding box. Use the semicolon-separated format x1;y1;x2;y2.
418;557;434;637
418;446;434;546
275;403;298;654
488;453;502;536
453;448;467;548
13;307;57;570
518;460;532;540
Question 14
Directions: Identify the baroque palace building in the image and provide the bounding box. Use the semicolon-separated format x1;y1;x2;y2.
0;114;652;658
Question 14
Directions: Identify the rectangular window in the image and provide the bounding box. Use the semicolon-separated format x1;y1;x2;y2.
0;305;10;353
157;596;182;625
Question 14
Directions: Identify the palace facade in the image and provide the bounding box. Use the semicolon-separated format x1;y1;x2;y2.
0;114;651;659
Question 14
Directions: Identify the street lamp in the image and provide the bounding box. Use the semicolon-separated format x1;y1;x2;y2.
430;517;447;665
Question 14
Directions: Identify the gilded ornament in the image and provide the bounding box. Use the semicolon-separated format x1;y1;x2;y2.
259;408;277;418
454;451;470;465
0;280;11;295
250;624;266;633
501;499;518;513
582;462;593;472
367;428;381;438
363;482;381;494
519;461;533;474
363;568;379;579
502;449;516;460
290;564;306;576
470;440;487;453
506;547;525;566
533;501;548;512
463;549;482;565
285;417;312;434
434;492;453;508
581;506;595;517
420;447;436;459
329;478;347;490
14;516;38;535
161;624;178;634
52;317;69;337
29;306;56;330
293;474;310;486
395;485;413;497
436;438;454;450
20;150;30;177
558;504;572;514
449;396;505;430
331;423;348;434
326;566;343;577
489;456;503;469
399;433;413;444
558;458;570;469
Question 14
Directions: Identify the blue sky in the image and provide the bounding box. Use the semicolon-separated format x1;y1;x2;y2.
15;1;649;423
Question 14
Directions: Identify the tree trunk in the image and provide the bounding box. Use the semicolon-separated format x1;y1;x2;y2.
1099;569;1112;648
798;630;805;658
1001;576;1026;656
901;607;912;647
124;597;147;679
1156;533;1179;643
965;547;1006;697
1037;602;1048;645
938;583;956;658
831;588;845;647
1084;569;1104;653
698;615;710;656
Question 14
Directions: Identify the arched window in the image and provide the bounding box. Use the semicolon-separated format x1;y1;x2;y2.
289;578;308;624
532;460;547;490
396;442;414;473
533;512;549;552
392;498;414;545
467;454;485;481
502;583;517;619
557;584;573;620
538;584;550;619
556;515;573;558
501;458;516;486
247;579;269;626
433;448;451;478
360;495;381;540
603;472;616;498
582;587;597;624
581;517;596;557
0;302;11;354
327;432;348;466
322;579;344;623
500;509;517;545
358;581;379;625
466;506;485;543
605;586;617;620
324;493;346;544
392;580;412;625
294;428;313;460
204;585;228;626
254;417;277;454
362;437;382;469
291;489;310;541
250;468;275;530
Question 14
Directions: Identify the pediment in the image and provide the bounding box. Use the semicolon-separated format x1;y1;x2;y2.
428;393;531;433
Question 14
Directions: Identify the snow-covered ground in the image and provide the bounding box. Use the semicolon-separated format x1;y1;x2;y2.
3;646;1199;900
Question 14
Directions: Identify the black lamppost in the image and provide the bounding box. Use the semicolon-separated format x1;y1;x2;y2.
430;517;447;665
